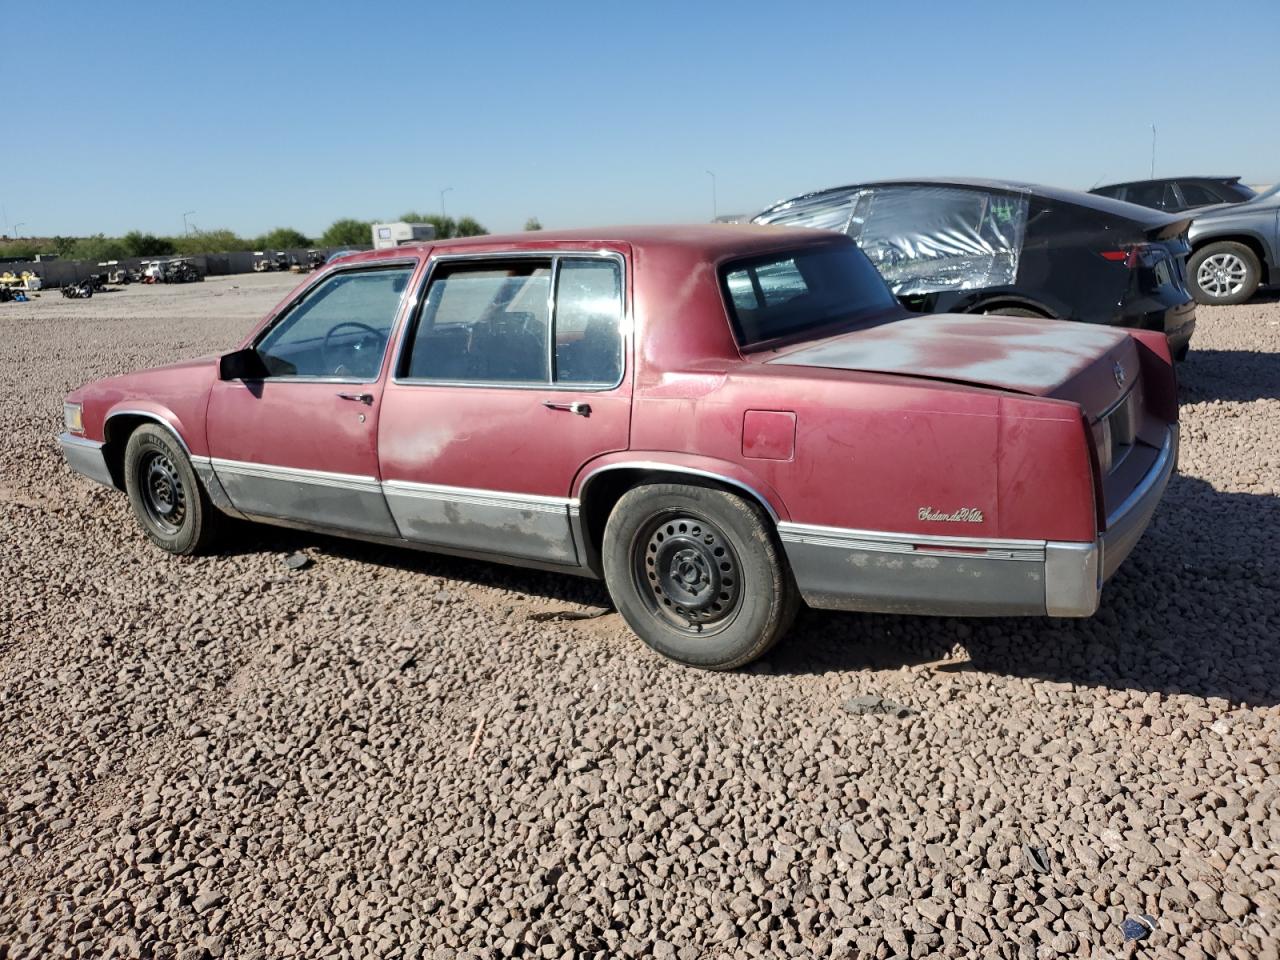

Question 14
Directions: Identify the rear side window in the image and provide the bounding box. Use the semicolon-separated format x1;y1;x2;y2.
405;261;551;383
401;256;624;386
553;259;623;386
1178;182;1220;207
848;186;1030;295
721;244;897;347
1124;182;1179;210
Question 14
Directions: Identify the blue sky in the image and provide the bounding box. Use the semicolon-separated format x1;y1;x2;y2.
5;0;1277;238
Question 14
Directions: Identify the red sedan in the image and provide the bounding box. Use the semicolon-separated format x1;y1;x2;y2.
59;226;1178;669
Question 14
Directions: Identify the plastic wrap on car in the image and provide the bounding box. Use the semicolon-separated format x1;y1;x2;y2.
753;188;859;233
756;185;1029;296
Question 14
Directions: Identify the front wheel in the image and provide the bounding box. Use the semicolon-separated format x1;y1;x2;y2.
602;483;798;669
123;424;222;555
1188;242;1261;305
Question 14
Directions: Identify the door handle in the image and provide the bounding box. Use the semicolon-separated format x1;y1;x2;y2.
543;400;591;417
337;392;374;404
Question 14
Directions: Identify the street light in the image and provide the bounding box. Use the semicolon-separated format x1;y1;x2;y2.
439;187;453;218
705;170;717;221
182;211;196;236
12;222;25;239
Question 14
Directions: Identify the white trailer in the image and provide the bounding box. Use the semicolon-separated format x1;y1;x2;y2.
371;222;437;249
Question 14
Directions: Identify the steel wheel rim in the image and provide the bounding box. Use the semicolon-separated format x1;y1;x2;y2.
632;512;743;636
139;451;186;535
1197;253;1248;298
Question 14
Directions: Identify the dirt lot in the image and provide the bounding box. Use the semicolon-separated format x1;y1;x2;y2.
1;274;1278;959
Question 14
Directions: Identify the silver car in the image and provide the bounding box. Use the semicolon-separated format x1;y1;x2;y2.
1187;184;1279;304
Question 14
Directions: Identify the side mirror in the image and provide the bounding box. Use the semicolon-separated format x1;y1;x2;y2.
218;348;268;381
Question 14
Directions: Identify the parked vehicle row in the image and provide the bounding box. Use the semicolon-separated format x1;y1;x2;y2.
753;178;1198;360
1088;177;1278;306
60;226;1179;670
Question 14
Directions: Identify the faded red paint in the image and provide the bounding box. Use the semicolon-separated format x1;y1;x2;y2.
65;225;1178;547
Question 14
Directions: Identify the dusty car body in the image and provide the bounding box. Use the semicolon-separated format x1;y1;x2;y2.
753;178;1197;360
59;226;1179;669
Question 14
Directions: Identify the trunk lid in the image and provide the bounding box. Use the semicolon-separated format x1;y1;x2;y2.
767;313;1138;422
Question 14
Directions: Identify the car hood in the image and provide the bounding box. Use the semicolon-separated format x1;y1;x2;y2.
768;313;1137;421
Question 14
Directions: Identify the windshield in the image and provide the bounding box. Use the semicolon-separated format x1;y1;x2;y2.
720;243;899;347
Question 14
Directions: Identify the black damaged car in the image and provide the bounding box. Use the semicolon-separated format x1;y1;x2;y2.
753;178;1197;359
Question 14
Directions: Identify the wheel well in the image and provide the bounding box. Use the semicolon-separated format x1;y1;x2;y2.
1192;234;1269;272
576;467;778;574
100;414;159;489
967;299;1054;318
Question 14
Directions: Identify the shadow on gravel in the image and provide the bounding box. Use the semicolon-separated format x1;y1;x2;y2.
771;473;1280;707
1179;348;1280;403
218;523;613;609
213;473;1278;706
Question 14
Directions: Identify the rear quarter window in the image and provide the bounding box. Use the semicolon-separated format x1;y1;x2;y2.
720;243;898;347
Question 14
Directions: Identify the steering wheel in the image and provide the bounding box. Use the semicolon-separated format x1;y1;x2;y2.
322;321;384;375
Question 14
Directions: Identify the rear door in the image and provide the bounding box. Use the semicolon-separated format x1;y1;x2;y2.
205;260;418;535
377;251;632;564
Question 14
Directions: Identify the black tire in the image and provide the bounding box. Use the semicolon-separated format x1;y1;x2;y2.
1188;241;1261;306
123;424;222;555
602;483;798;670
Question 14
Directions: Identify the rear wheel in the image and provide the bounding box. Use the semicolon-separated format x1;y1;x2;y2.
123;424;222;555
602;483;798;669
1188;242;1261;305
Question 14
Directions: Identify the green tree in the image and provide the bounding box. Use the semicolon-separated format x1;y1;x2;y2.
64;234;129;262
0;241;45;260
454;216;487;237
320;218;373;247
172;229;247;255
255;227;311;250
524;217;542;231
121;231;176;257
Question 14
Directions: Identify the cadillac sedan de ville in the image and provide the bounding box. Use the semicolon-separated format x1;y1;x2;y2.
59;226;1178;669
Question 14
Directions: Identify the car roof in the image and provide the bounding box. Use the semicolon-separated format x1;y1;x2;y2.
756;177;1182;227
1094;175;1242;189
330;224;847;265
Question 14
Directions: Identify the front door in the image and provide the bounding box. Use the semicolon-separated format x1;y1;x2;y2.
206;261;418;536
377;253;632;564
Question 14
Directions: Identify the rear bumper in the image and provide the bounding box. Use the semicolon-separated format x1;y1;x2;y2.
778;425;1178;619
58;433;116;488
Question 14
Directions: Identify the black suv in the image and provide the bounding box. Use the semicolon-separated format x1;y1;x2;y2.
1091;176;1256;213
753;178;1197;359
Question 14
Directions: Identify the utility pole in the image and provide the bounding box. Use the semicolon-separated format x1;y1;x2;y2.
183;211;196;236
440;187;453;218
12;222;25;239
706;170;717;221
1150;125;1157;179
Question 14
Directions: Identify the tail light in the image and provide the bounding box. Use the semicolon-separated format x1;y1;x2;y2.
1099;244;1157;269
1082;414;1107;532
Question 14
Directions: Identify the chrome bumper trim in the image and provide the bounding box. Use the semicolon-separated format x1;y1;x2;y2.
58;433;116;488
779;425;1177;619
1099;425;1178;582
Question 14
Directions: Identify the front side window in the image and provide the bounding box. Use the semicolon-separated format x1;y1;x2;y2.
721;243;898;347
255;266;413;379
403;257;623;387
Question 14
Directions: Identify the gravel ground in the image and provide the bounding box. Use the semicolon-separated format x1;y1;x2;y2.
1;275;1278;959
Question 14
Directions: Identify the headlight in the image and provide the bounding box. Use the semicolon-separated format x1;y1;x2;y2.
63;402;83;434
